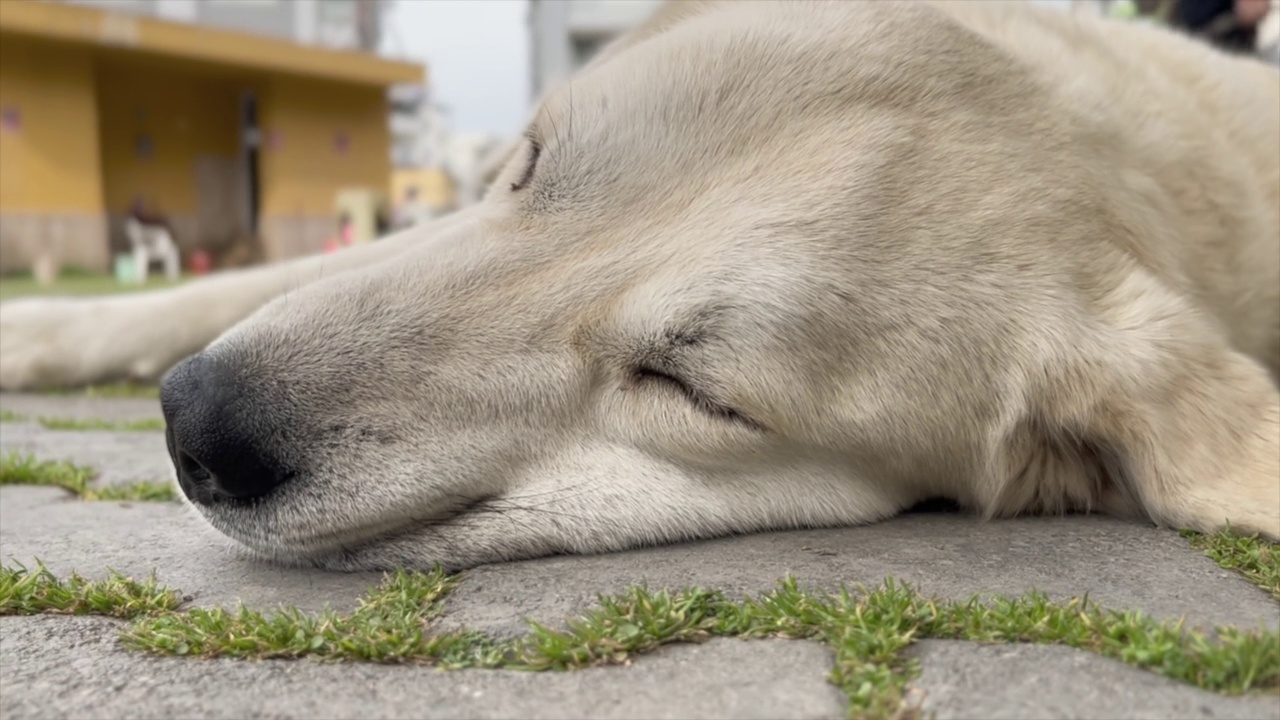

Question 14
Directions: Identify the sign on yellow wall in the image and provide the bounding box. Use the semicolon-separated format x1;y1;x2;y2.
391;167;455;211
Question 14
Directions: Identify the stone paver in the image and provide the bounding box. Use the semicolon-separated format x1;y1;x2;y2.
0;393;164;423
906;640;1280;720
4;484;1274;633
0;422;175;488
2;394;1278;720
433;514;1278;639
0;486;381;614
1;617;845;720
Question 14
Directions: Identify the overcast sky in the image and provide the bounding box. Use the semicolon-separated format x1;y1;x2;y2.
378;0;1078;139
381;0;532;138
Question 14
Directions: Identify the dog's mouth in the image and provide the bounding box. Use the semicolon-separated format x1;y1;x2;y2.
182;472;496;565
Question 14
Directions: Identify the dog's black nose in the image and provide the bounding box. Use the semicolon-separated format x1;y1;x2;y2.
160;353;293;505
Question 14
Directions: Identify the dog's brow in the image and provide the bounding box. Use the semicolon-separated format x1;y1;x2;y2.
664;328;705;347
508;125;545;193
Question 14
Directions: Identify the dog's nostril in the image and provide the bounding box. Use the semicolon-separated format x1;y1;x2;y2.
161;353;295;506
177;449;211;482
172;447;223;505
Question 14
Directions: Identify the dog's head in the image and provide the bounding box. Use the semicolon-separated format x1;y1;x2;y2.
160;0;1280;570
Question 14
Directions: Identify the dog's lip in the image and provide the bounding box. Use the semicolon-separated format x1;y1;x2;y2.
191;488;495;560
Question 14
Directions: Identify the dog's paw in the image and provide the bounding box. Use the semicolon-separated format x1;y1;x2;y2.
0;296;158;391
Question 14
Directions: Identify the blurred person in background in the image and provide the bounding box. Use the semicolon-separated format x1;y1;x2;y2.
1119;0;1277;58
1173;0;1273;53
325;212;355;254
127;196;174;237
375;202;393;239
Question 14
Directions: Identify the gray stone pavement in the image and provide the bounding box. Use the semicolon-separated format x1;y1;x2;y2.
1;618;846;720
2;394;1278;720
1;391;174;487
0;393;164;423
1;422;176;488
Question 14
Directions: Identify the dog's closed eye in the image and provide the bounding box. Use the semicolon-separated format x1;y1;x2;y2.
632;365;763;431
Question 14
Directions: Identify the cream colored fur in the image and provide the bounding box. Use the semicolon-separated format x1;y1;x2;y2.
1;1;1276;570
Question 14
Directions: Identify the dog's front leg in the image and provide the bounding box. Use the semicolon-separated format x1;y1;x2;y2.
1039;269;1280;541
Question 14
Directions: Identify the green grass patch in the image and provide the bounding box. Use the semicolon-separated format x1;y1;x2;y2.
38;416;162;432
0;562;183;618
81;481;179;502
119;568;505;665
1184;530;1280;601
4;563;1273;720
0;452;95;493
0;452;176;502
0;273;186;302
0;411;164;432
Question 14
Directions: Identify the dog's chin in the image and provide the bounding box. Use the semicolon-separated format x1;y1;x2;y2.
202;520;422;572
184;490;487;573
243;533;453;573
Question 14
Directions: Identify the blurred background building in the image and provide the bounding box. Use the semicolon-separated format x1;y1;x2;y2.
1;0;1275;281
525;0;1278;98
527;0;661;98
0;0;422;274
387;82;505;213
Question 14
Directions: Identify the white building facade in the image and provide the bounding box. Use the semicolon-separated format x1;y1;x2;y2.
526;0;1278;101
59;0;386;52
527;0;664;99
525;1;1080;100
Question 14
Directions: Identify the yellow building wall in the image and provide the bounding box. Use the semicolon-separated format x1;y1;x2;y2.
259;76;391;216
391;167;456;210
95;59;243;218
0;34;108;272
256;76;392;259
0;35;103;213
0;28;406;269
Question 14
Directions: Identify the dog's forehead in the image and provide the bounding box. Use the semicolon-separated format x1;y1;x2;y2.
596;237;829;344
521;6;962;231
542;1;964;120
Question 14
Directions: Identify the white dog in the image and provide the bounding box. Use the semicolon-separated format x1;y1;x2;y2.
1;1;1277;571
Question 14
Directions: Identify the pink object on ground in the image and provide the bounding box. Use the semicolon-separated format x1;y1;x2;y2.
189;250;212;276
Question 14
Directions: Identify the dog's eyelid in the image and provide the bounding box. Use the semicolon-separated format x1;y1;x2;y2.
510;132;542;192
633;363;686;387
631;363;763;431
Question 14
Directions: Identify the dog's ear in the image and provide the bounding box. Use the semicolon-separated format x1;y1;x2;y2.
998;271;1280;540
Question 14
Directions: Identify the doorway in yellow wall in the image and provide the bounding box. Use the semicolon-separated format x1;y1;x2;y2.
95;57;259;268
240;92;262;238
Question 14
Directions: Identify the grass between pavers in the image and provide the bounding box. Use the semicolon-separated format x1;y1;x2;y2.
0;409;164;432
1184;530;1280;601
0;452;176;502
0;562;183;618
0;565;1276;720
